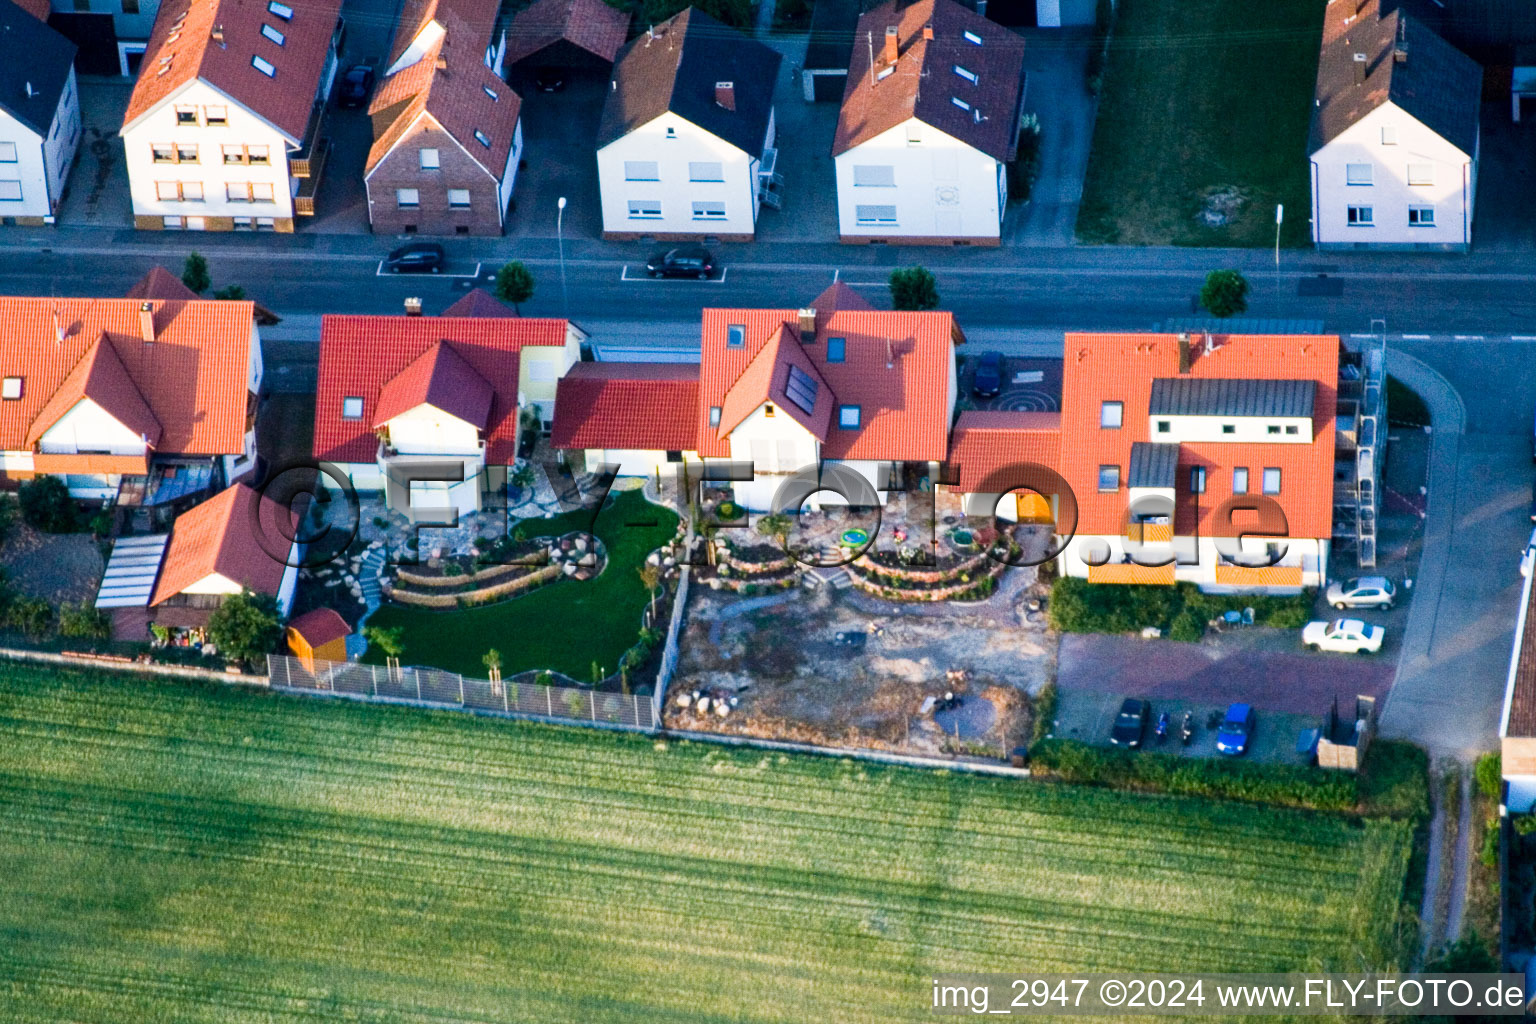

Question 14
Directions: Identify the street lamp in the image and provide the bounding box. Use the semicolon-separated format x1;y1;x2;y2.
556;196;569;318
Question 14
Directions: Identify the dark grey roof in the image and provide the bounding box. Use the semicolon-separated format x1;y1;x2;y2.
1128;442;1179;489
1310;4;1481;156
805;0;860;71
597;7;782;155
1149;378;1317;419
0;0;76;138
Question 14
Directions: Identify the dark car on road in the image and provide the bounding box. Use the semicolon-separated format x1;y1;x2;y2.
1215;703;1256;756
972;351;1003;398
646;244;715;279
532;67;565;92
337;65;375;108
1109;698;1150;749
384;242;445;273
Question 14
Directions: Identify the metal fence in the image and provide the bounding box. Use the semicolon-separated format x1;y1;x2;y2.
267;654;658;730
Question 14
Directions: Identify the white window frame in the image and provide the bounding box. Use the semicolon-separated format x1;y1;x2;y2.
252;55;276;77
268;0;293;19
1098;465;1120;492
419;148;439;170
0;142;16;163
1381;125;1397;145
341;397;364;420
626;199;661;219
1406;162;1434;186
1345;163;1372;186
1232;467;1249;494
1100;401;1122;428
624;160;658;181
1347;205;1373;226
953;64;977;83
708;406;721;427
688;161;724;182
447;188;471;208
1;377;22;399
855;204;897;225
396;187;420;209
261;23;285;45
838;405;861;429
0;179;21;201
1262;468;1281;494
203;105;227;126
691;201;726;220
852;164;895;187
963;29;983;44
473;129;490;147
1408;205;1435;227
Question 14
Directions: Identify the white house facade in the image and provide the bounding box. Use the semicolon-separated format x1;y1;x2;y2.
0;3;80;225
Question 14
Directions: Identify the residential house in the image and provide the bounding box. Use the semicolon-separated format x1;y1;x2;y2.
502;0;629;79
0;293;261;501
0;0;81;225
366;0;523;237
120;0;344;232
44;0;162;76
1310;0;1482;250
833;0;1027;246
596;8;782;241
146;481;298;633
313;313;584;517
552;362;699;479
1053;331;1338;592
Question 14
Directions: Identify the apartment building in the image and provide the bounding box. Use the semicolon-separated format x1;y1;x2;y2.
0;0;81;225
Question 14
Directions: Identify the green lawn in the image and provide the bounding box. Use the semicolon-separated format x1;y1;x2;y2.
0;663;1415;1023
363;488;678;679
1076;0;1323;246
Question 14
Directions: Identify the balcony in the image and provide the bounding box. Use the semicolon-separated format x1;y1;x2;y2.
1087;562;1175;585
376;439;486;470
1213;564;1304;587
291;137;329;217
1124;521;1173;544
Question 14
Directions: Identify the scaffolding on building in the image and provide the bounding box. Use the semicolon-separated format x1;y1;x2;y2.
1334;323;1387;569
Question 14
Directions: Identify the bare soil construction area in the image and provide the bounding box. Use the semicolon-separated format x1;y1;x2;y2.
667;581;1054;756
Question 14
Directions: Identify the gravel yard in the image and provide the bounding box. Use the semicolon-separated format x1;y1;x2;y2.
0;524;104;604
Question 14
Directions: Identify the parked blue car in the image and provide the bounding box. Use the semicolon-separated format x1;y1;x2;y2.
1215;703;1256;756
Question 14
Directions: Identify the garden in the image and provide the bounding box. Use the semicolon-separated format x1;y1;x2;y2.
1049;577;1315;641
0;661;1418;1023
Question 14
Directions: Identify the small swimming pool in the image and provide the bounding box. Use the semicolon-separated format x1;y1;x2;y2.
840;528;870;546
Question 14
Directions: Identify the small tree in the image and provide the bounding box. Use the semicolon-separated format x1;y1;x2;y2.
206;591;282;666
493;260;535;315
637;564;662;621
18;475;78;533
1199;269;1249;318
755;513;792;549
364;625;406;676
1475;752;1502;800
212;284;247;301
483;647;503;696
889;265;940;311
181;251;212;295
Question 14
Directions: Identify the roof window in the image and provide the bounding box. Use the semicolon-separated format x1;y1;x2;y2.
877;64;895;81
1;377;21;400
483;85;498;100
953;65;977;83
951;96;970;111
261;23;285;45
252;55;276;77
474;129;490;147
963;29;983;44
268;1;293;19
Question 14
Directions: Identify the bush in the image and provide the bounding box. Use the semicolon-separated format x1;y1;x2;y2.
1480;817;1500;868
18;476;78;533
716;501;744;521
1050;579;1316;636
889;266;940;311
0;492;17;546
58;602;111;639
1357;741;1430;820
1199;269;1249;318
1030;739;1357;810
1475;752;1502;800
1030;682;1058;746
206;592;282;666
6;596;55;638
1167;610;1203;642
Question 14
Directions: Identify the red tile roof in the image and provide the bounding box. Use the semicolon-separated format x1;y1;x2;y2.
948;411;1060;492
806;280;875;313
719;323;834;441
835;0;1027;161
11;0;50;22
1059;333;1338;539
26;337;162;448
441;287;516;317
287;606;352;646
552;362;699;452
126;265;281;325
122;0;343;143
503;0;631;66
314;314;569;464
0;297;254;457
373;339;495;429
151;483;295;605
697;307;957;462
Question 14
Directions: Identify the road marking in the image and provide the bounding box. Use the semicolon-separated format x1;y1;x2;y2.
374;261;481;279
1453;334;1483;341
1349;333;1375;339
840;281;886;287
619;265;728;283
1514;335;1536;341
1401;334;1431;340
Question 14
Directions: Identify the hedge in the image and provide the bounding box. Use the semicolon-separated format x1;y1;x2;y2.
1049;577;1315;636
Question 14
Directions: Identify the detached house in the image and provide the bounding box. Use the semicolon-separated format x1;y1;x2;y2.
833;0;1027;245
147;480;299;623
366;0;523;237
120;0;344;232
596;7;782;241
502;0;629;79
0;0;81;226
313;313;584;517
0;292;261;502
1309;0;1481;250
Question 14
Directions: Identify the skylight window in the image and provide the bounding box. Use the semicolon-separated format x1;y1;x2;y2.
268;0;293;19
951;96;970;111
963;29;983;44
342;397;363;420
877;64;895;81
953;64;977;83
483;85;498;100
261;23;285;45
1;377;21;400
252;55;275;77
826;337;845;363
784;365;819;415
474;130;490;147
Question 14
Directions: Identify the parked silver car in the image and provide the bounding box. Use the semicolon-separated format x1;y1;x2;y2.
1325;575;1396;610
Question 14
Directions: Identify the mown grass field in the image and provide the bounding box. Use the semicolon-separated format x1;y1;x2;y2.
0;663;1414;1023
1076;0;1323;246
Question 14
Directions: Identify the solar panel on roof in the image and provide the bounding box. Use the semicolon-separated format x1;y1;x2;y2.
785;365;818;415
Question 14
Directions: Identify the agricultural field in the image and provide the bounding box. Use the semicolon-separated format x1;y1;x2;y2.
0;663;1414;1023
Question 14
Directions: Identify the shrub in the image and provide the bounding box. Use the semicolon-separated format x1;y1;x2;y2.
565;689;587;717
1356;741;1430;820
1480;817;1501;868
18;476;78;533
717;501;744;521
58;602;111;639
536;671;554;687
1030;682;1058;747
1515;815;1536;837
1475;752;1502;800
889;266;940;311
6;596;54;638
181;251;211;295
1167;610;1203;642
207;592;282;666
1199;269;1249;318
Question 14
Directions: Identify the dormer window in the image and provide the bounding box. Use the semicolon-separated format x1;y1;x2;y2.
1;377;21;400
953;65;977;84
268;0;293;19
252;55;276;77
261;23;285;45
665;126;676;139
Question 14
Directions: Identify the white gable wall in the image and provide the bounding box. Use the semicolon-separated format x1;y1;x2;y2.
725;403;821;510
37;398;150;455
383;402;482;455
597;111;759;238
0;66;79;222
834;118;1004;242
1311;101;1475;249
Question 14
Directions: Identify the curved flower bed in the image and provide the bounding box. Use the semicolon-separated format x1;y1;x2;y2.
384;565;562;608
846;548;1009;603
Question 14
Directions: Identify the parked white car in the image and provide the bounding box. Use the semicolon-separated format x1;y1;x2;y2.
1302;619;1385;654
1325;576;1397;610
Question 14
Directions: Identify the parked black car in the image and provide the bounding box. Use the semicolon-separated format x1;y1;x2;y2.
532;66;566;92
646;244;715;279
337;65;375;109
972;350;1003;398
1109;698;1150;749
384;242;445;273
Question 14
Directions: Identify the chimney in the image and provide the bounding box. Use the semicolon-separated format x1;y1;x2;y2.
883;25;899;65
797;307;816;343
885;337;894;370
922;24;933;40
1353;51;1367;84
1177;332;1191;374
210;23;224;45
138;302;155;344
1394;17;1409;62
714;81;735;111
404;296;423;316
24;82;35;99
